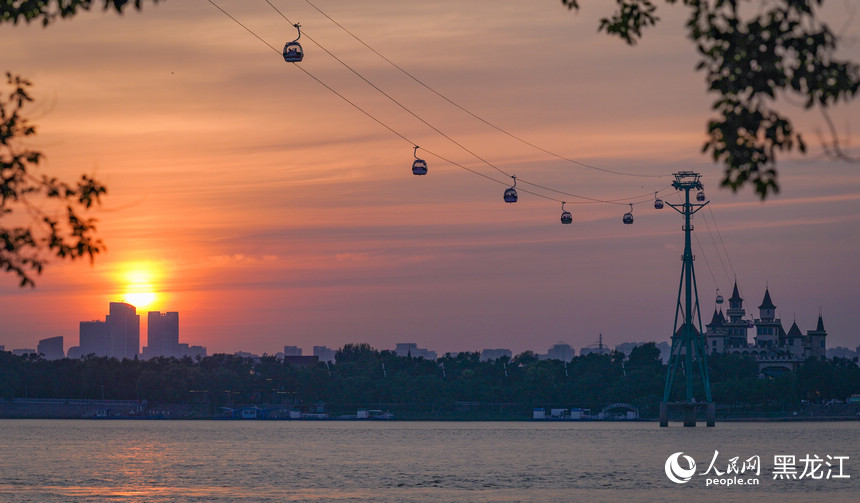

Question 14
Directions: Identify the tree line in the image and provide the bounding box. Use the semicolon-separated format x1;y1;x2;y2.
1;343;858;418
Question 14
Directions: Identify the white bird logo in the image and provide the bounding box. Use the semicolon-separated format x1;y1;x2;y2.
665;452;697;484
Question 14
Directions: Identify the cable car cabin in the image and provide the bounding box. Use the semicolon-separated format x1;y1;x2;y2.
560;210;573;224
504;187;518;203
716;290;724;304
654;198;664;209
622;204;634;224
412;158;428;175
283;42;303;62
696;190;706;202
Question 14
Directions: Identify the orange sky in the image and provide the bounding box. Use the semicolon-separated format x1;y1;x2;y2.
1;0;859;356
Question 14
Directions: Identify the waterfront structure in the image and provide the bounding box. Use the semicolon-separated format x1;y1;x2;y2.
704;282;828;375
106;302;140;360
37;336;64;360
143;311;179;358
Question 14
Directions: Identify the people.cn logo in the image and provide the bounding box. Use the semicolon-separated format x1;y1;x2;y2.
665;452;697;484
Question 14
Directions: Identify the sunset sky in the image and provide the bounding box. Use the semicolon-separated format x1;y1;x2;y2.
2;0;859;356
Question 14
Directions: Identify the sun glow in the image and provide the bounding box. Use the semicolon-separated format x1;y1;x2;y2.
119;264;160;310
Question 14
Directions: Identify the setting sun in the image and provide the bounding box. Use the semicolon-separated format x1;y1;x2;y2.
119;264;160;310
124;291;157;309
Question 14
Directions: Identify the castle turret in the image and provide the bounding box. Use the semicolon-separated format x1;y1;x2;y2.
754;288;782;350
705;309;727;354
784;320;805;357
724;281;749;349
805;313;827;359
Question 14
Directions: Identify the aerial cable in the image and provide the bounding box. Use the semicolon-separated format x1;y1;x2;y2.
706;205;737;283
698;206;733;287
301;0;665;180
264;0;514;180
692;229;719;294
209;1;662;209
266;0;668;204
207;1;511;185
517;178;674;205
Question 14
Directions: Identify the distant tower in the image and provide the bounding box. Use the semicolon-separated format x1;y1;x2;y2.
660;171;714;427
106;302;140;360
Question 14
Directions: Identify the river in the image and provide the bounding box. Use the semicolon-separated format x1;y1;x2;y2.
0;420;856;502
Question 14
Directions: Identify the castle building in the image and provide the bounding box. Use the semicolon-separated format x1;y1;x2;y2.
704;282;828;375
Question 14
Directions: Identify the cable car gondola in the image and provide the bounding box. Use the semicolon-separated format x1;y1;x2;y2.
560;201;572;224
696;189;706;202
654;192;664;209
283;23;304;62
411;146;427;175
622;204;634;224
716;289;724;305
503;175;518;203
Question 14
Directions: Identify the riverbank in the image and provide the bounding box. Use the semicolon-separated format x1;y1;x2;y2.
2;398;859;421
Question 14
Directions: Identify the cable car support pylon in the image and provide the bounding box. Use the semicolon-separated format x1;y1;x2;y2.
659;171;715;427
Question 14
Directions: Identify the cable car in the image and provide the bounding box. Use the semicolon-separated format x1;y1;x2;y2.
283;23;304;62
654;192;664;209
411;146;427;175
560;202;572;224
504;175;518;203
716;289;724;305
696;190;706;202
622;204;634;224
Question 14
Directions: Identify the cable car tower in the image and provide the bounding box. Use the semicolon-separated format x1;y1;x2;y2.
659;171;715;427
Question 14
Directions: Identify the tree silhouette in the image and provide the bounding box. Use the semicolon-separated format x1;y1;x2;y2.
562;0;860;199
1;74;106;286
1;1;157;26
1;2;156;286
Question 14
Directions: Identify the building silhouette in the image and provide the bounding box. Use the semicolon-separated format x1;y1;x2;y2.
394;343;437;360
76;320;107;357
106;302;140;360
705;282;828;375
143;311;179;358
480;348;512;361
313;345;336;363
37;336;65;360
284;345;302;356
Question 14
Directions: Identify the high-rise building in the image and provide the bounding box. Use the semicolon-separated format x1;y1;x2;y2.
37;336;65;360
79;320;108;357
106;302;140;360
284;345;302;356
144;311;179;358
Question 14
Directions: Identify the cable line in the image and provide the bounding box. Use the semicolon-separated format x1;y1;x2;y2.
264;0;514;181
302;0;665;180
208;1;672;211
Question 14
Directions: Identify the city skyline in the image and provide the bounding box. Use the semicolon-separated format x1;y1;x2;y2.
1;1;858;355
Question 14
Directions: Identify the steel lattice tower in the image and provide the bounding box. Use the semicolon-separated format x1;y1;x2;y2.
660;171;715;427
